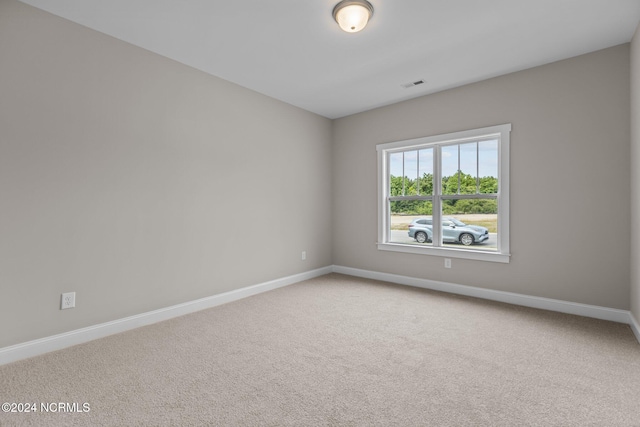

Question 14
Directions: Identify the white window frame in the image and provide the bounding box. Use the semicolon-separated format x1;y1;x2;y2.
377;124;511;263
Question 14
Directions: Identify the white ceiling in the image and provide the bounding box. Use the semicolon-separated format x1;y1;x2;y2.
18;0;640;119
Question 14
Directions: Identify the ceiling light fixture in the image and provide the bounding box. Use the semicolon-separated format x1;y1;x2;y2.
332;0;374;33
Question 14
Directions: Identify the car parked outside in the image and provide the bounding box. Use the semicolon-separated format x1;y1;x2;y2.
408;217;489;246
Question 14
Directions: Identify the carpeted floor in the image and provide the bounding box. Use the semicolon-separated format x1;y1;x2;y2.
1;273;639;426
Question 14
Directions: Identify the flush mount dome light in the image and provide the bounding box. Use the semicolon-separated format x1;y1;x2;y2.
333;0;374;33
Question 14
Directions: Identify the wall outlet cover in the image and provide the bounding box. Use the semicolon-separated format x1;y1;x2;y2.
61;292;76;310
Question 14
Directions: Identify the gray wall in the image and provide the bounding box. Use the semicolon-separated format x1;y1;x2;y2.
0;0;333;348
632;24;640;325
333;45;631;310
1;0;635;350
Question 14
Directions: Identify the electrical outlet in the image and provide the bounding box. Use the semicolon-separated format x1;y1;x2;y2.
61;292;76;310
444;258;452;269
301;251;307;260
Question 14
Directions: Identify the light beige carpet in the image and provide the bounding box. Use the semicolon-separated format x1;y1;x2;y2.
1;273;639;426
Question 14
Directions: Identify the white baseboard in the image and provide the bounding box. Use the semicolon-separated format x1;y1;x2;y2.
0;266;333;366
3;265;637;366
332;265;634;326
631;313;640;344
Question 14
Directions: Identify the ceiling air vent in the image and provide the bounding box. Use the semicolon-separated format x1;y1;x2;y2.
401;79;425;89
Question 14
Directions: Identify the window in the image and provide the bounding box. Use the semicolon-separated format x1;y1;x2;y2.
377;124;510;263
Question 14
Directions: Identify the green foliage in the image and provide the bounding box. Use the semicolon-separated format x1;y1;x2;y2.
442;199;497;214
480;176;498;194
390;171;497;215
390;173;433;196
442;172;477;195
390;200;433;215
442;171;498;195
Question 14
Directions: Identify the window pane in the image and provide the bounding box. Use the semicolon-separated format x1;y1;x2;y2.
404;151;418;196
441;199;497;251
441;145;459;195
389;200;433;245
418;148;433;195
459;142;478;194
389;152;404;196
479;140;498;194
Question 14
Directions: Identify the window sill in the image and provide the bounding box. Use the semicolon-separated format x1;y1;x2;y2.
377;242;511;263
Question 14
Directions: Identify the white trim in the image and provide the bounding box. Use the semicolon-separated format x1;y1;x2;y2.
377;143;386;247
3;265;637;367
0;266;332;366
377;242;510;263
631;313;640;344
376;124;511;152
499;124;510;255
332;265;633;325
